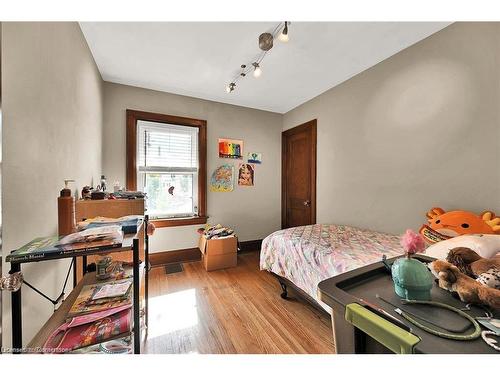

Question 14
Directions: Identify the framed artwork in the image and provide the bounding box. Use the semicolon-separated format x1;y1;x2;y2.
218;138;243;159
238;163;254;187
210;164;234;192
247;152;262;164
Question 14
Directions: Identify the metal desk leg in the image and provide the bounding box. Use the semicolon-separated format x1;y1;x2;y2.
10;262;22;352
72;257;77;287
82;255;87;275
133;238;140;354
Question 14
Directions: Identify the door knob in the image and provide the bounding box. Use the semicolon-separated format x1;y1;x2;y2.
303;200;311;207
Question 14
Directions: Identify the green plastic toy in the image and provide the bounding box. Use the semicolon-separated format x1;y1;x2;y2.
392;257;433;300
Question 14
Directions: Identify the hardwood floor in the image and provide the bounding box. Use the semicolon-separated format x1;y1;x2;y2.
143;251;335;354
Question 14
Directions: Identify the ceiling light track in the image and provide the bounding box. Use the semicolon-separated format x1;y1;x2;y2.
225;21;290;94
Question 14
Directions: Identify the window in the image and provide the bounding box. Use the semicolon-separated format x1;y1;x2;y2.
138;121;199;218
126;110;207;227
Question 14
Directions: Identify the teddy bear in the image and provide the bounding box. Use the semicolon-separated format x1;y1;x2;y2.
428;259;500;309
446;247;500;290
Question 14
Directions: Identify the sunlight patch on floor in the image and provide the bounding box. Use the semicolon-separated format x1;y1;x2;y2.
148;288;199;339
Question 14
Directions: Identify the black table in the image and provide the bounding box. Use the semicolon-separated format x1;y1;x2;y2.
318;254;499;354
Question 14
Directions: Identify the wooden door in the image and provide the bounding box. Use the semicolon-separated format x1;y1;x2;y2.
282;120;317;229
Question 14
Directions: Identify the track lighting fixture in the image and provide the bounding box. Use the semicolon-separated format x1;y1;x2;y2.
225;82;236;93
258;32;274;51
252;62;262;78
279;21;289;42
225;22;290;93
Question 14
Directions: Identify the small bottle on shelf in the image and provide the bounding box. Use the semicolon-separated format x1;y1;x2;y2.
58;179;76;236
100;175;107;192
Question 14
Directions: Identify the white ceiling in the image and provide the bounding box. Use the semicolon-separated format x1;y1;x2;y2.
80;22;451;114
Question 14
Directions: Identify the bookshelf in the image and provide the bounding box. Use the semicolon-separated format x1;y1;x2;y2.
7;218;149;354
74;199;146;283
28;270;140;350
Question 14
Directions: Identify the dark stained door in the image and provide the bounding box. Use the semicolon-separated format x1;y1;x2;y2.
282;119;317;229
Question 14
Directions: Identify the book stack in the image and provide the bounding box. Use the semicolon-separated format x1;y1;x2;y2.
77;215;143;234
7;225;124;263
43;275;134;353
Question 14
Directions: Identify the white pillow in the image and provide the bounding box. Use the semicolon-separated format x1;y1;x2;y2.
424;234;500;260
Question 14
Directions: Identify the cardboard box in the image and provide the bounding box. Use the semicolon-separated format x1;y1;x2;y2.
198;235;237;271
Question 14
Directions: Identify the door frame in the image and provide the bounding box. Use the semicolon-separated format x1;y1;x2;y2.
281;119;317;229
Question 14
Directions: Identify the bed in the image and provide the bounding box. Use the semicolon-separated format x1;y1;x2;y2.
260;224;403;312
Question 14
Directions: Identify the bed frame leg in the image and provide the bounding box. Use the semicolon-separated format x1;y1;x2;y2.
279;280;288;300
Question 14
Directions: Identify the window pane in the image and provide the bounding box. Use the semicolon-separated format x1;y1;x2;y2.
145;131;194;168
144;173;194;217
137;121;198;169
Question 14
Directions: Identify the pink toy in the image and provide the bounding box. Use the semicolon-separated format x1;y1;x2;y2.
401;229;426;257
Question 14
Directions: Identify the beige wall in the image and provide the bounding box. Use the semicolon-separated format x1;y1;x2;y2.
1;22;103;346
103;82;282;252
2;20;498;346
283;22;500;234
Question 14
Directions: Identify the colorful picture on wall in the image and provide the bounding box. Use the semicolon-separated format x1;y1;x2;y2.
210;164;234;192
247;152;262;164
218;138;243;159
238;163;255;187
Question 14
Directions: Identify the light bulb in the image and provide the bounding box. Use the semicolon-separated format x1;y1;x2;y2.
253;63;262;78
226;83;236;93
279;22;289;43
278;32;289;42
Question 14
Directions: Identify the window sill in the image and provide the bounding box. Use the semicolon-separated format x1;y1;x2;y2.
151;216;208;228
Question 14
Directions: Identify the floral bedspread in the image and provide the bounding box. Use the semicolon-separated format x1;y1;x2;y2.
260;224;402;311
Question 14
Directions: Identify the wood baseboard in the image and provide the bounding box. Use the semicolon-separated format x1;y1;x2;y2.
238;239;263;253
150;247;201;268
150;239;263;267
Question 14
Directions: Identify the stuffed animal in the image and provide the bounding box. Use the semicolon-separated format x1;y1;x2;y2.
446;247;500;290
476;269;500;290
446;247;500;277
420;207;500;244
428;259;500;309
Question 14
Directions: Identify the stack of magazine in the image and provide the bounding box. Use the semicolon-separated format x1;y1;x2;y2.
43;278;134;353
6;225;124;263
77;215;143;234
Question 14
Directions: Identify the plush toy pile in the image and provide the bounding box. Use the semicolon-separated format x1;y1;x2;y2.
429;256;500;309
197;224;235;239
420;206;500;309
446;247;500;289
